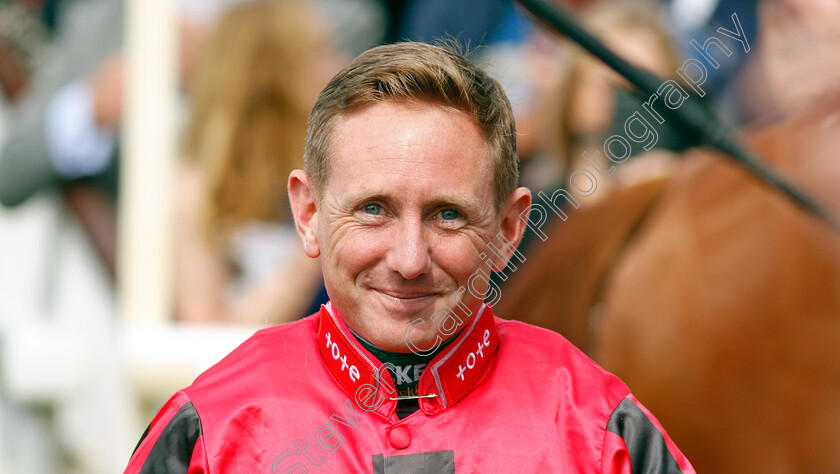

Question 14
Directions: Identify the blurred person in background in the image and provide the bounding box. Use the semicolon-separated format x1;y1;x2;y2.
531;2;686;197
512;1;688;258
0;0;49;153
0;0;130;208
0;0;50;107
662;0;758;124
753;0;840;117
506;1;684;262
175;0;338;325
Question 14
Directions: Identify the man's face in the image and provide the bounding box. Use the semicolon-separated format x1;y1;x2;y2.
303;101;510;352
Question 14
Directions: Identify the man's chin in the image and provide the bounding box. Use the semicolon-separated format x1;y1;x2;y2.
350;307;441;354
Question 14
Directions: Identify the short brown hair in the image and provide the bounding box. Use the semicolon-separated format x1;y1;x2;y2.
304;41;518;212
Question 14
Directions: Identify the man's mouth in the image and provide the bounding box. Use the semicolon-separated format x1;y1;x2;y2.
372;288;440;309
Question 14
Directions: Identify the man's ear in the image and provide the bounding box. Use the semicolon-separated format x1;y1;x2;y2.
288;170;321;258
493;187;532;267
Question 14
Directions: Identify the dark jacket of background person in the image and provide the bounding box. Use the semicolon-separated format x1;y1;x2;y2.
0;0;122;208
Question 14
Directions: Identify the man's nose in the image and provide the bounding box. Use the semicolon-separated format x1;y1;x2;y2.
385;218;432;280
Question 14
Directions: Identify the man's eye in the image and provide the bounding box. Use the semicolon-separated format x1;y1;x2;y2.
363;203;382;215
439;209;460;220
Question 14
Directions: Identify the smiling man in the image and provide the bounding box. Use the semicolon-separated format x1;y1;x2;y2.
293;99;519;353
125;42;694;473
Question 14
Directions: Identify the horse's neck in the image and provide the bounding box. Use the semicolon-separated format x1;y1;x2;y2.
496;176;670;353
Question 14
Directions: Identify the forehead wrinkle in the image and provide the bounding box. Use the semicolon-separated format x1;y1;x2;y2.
341;146;487;185
361;140;470;171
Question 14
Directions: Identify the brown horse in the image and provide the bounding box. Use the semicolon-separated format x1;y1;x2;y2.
497;99;840;473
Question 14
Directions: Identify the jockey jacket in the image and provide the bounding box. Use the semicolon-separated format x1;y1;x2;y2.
125;302;695;473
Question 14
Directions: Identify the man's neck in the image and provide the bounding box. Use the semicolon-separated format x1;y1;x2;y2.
349;328;460;418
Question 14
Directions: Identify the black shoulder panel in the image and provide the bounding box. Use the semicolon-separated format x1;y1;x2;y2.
138;401;202;474
606;398;683;474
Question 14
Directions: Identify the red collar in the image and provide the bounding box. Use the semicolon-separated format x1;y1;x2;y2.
316;301;499;420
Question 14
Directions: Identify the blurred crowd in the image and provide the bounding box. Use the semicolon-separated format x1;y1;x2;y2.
0;0;838;471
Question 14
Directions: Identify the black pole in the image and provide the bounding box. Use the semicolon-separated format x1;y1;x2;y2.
516;0;837;229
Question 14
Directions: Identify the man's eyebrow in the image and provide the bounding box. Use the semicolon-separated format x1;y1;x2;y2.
341;191;481;214
341;191;391;206
425;196;479;213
